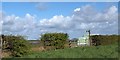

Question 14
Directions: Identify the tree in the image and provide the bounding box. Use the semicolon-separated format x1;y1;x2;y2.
40;33;69;50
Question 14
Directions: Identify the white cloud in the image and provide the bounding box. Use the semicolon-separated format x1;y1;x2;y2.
107;5;117;15
2;13;39;39
39;15;72;30
35;3;47;11
1;5;118;39
74;8;80;12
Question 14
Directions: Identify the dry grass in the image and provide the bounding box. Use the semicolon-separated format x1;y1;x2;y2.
31;43;77;52
32;46;45;52
2;51;11;58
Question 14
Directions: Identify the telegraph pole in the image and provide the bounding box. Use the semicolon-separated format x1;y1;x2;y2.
86;30;91;46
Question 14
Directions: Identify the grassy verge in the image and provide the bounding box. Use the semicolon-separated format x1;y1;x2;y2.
22;43;118;58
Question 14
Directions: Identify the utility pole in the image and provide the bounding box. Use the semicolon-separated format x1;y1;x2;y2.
0;35;2;60
86;30;91;46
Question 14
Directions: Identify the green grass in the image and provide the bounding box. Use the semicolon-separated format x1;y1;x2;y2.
22;43;118;58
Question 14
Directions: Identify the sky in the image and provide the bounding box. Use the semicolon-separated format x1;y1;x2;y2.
1;0;120;2
0;2;118;40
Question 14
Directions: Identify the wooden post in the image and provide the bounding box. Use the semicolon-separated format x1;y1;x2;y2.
0;35;3;60
69;41;71;48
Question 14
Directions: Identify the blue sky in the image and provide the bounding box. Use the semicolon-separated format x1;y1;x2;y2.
2;0;120;2
3;2;118;19
1;2;118;40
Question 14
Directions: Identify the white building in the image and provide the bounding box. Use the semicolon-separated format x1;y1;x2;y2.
77;35;89;46
77;34;99;46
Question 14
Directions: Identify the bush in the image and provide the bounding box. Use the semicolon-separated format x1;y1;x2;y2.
40;33;69;50
2;35;31;57
90;35;119;46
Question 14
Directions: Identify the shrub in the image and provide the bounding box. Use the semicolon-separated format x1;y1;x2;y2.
1;35;31;57
40;33;69;50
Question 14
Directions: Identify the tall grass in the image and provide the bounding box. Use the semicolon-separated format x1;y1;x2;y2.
23;43;118;58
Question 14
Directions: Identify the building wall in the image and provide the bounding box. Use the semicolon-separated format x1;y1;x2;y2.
77;35;89;46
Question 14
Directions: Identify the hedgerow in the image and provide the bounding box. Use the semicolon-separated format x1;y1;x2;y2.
90;35;119;46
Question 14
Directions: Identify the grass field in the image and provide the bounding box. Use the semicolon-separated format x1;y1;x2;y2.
22;43;118;58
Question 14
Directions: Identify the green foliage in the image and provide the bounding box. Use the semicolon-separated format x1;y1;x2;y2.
2;35;31;57
40;33;69;49
90;35;119;46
